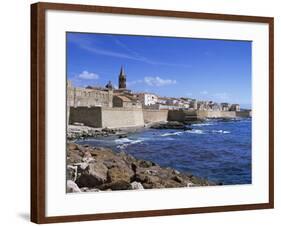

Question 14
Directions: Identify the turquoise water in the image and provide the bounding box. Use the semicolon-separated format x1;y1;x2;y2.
77;118;252;185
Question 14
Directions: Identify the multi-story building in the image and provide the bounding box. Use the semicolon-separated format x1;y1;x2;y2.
113;95;142;108
189;99;198;110
230;104;240;111
221;103;230;111
136;92;158;106
197;101;209;110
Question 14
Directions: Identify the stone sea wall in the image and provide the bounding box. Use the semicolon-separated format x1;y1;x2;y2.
69;107;168;128
236;111;252;117
197;110;236;118
69;107;102;127
168;109;249;122
69;106;251;128
102;107;144;128
143;109;168;123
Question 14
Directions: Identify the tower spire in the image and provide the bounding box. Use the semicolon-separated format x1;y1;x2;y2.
118;65;126;89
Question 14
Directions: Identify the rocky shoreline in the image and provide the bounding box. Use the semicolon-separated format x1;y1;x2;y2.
67;142;215;193
67;121;194;141
150;121;192;130
67;125;126;140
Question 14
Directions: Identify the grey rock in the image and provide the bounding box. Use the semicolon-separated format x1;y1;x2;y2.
67;180;81;193
150;121;187;130
131;181;144;190
88;162;108;183
107;166;134;183
99;180;132;191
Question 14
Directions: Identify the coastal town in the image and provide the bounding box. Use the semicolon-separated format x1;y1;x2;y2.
67;66;251;129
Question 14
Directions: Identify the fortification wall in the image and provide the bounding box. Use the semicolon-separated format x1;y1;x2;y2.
168;110;185;122
143;109;168;123
67;87;113;108
69;107;102;127
69;106;242;129
168;110;198;122
236;111;252;117
197;110;236;118
168;109;237;121
220;111;236;118
101;108;144;128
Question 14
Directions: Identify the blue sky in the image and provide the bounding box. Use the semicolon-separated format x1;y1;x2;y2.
67;32;252;108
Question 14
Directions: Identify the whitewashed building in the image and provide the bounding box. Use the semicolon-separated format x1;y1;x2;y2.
230;104;240;111
136;93;158;106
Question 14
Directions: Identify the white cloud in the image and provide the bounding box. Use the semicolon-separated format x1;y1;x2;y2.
144;76;176;87
78;71;99;80
127;80;143;87
200;90;208;95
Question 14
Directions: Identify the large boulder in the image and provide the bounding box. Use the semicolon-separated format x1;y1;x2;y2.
131;181;144;190
66;165;77;181
137;159;156;168
133;165;191;189
135;171;162;189
67;180;81;193
68;143;78;150
107;166;134;183
150;121;188;130
99;180;132;191
82;151;95;163
67;148;82;164
88;162;108;182
76;174;101;188
110;180;132;190
75;161;108;188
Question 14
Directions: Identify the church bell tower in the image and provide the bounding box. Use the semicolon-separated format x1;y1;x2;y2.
118;66;126;89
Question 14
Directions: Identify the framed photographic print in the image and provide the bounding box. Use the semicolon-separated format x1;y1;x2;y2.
31;2;274;224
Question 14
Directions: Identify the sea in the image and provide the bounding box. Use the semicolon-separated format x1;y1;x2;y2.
76;118;252;185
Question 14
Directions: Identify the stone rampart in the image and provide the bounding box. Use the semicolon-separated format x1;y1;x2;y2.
69;107;246;128
101;107;144;128
168;110;198;122
143;109;168;123
168;109;237;122
69;107;102;127
236;111;252;117
197;110;236;118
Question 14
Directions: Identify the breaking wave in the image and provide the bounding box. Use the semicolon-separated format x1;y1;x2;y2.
115;138;143;145
115;138;143;150
185;129;205;134
161;131;184;137
211;130;230;134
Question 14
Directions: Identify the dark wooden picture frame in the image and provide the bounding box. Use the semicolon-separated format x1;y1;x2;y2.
31;2;274;224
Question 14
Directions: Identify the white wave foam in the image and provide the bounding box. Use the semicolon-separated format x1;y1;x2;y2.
185;129;205;134
212;130;230;134
161;131;184;137
130;140;143;144
117;144;129;149
115;138;143;147
192;123;213;127
115;138;133;144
